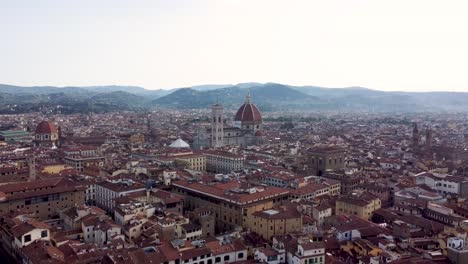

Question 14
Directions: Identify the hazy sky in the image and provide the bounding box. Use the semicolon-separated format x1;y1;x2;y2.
1;0;467;91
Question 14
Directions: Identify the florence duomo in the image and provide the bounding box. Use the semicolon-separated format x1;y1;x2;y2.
194;92;265;149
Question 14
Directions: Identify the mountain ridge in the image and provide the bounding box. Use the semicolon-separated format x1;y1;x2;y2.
1;82;468;113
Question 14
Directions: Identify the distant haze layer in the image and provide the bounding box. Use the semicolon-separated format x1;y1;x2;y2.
1;0;467;91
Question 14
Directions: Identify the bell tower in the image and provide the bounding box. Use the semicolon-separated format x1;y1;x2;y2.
211;103;224;148
28;156;36;181
425;128;433;150
412;123;419;147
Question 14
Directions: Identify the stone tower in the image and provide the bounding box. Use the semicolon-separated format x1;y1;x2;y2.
28;156;36;181
412;123;419;147
426;128;433;149
211;103;224;148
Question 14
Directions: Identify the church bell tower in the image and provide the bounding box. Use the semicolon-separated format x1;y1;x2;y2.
211;103;224;148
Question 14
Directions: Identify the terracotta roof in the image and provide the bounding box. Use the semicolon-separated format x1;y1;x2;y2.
173;180;289;205
36;121;57;134
11;221;49;238
252;206;301;220
300;241;325;250
205;238;246;255
234;95;262;123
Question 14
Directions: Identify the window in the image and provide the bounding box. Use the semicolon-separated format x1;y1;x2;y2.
41;230;48;238
224;255;230;261
238;252;244;259
215;257;221;263
24;234;31;243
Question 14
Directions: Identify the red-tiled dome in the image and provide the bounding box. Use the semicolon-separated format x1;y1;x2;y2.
234;93;262;123
255;130;264;136
35;121;57;134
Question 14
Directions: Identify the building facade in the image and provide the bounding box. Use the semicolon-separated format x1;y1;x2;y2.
307;146;345;176
172;180;289;233
95;179;146;212
0;178;86;220
335;192;381;220
246;207;302;240
205;150;245;174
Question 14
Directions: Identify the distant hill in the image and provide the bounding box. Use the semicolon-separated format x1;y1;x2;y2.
1;82;468;113
0;88;148;114
151;84;318;110
0;84;169;98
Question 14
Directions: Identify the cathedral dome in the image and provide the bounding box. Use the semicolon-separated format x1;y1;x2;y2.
35;121;57;134
234;93;262;123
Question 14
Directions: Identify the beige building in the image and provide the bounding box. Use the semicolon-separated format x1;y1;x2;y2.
175;154;206;171
336;191;381;220
246;206;302;240
64;156;105;172
172;180;289;233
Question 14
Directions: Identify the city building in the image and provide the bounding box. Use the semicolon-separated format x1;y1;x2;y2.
245;206;302;240
0;178;86;220
174;153;206;171
335;191;381;220
172;180;289;232
64;156;105;172
205;150;245;174
0;130;32;143
95;179;146;212
307;146;345;176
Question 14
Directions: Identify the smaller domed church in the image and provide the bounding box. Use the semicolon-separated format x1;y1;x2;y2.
194;92;265;149
34;121;61;148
